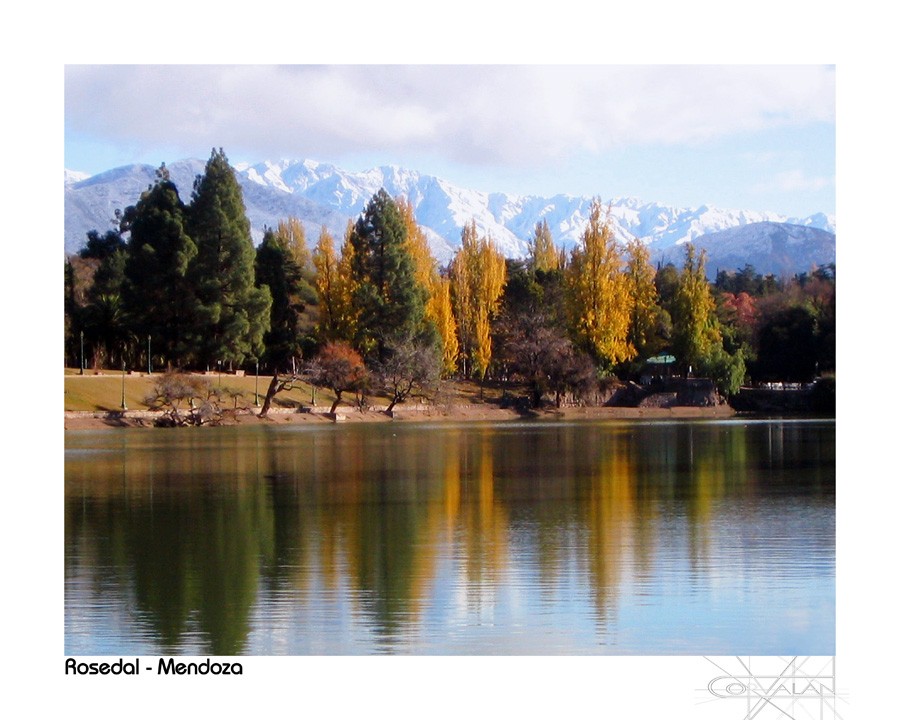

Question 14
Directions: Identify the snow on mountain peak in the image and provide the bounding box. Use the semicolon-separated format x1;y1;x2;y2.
65;157;835;274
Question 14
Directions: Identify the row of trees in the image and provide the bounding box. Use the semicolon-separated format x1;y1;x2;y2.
65;149;835;411
66;149;272;371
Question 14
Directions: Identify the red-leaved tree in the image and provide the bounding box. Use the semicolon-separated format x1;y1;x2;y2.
306;341;368;414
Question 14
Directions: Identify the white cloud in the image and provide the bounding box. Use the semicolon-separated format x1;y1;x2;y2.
65;65;835;169
758;169;834;194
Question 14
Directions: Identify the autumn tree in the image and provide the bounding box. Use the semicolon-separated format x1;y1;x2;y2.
306;341;368;414
397;197;456;372
186;148;272;368
275;217;311;274
431;276;459;375
716;290;759;358
275;217;319;346
624;238;668;362
528;219;560;272
672;244;746;394
314;225;350;342
564;199;634;371
450;220;507;380
671;244;721;373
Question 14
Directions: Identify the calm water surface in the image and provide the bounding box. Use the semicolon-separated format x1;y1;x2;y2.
65;418;834;655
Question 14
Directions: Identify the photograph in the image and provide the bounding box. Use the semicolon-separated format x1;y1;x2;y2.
52;58;851;718
63;63;835;658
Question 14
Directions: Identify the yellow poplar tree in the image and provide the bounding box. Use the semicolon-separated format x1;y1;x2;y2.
624;238;661;359
564;199;635;369
275;217;311;273
432;276;458;374
397;198;435;294
450;220;507;380
313;226;340;339
397;197;459;373
335;221;359;343
528;219;560;272
313;223;357;342
672;243;721;372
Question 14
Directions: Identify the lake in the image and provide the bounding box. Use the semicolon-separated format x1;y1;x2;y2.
64;417;835;655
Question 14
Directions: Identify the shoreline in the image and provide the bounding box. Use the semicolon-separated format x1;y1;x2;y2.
64;402;739;430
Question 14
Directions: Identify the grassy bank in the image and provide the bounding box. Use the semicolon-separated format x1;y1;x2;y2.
63;368;502;413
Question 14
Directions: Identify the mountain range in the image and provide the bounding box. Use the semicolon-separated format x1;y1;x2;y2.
64;157;836;278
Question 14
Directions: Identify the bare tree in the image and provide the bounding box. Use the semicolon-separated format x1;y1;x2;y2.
258;370;303;419
144;373;239;426
374;337;442;413
497;311;597;408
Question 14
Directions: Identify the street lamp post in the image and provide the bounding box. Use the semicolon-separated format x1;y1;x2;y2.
79;331;84;375
120;357;128;411
254;359;260;406
147;335;152;375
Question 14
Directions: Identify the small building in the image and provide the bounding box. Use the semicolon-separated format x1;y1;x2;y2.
640;354;676;386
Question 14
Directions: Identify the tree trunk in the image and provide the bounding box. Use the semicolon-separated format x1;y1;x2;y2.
258;373;280;418
330;390;342;415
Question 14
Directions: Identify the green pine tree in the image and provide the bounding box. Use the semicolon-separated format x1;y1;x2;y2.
81;243;130;368
121;166;197;368
255;227;304;370
187;148;271;368
348;189;427;360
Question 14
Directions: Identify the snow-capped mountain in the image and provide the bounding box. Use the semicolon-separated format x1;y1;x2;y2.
652;222;837;280
64;157;835;276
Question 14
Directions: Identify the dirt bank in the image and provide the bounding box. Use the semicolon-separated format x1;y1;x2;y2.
64;402;736;430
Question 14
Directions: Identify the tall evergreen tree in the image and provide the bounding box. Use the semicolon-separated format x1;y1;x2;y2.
121;167;197;368
347;189;426;360
187;148;271;368
81;243;130;368
255;228;303;370
66;229;127;368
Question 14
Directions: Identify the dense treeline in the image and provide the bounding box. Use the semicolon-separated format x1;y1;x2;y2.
65;150;835;409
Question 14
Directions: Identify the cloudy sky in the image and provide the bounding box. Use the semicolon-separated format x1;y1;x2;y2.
64;64;835;218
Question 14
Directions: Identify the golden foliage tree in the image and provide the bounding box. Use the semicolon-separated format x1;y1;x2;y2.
397;198;435;293
397;197;459;373
432;276;459;374
313;223;357;342
528;219;560;272
672;243;721;372
275;217;311;274
274;216;319;347
564;200;635;369
624;238;663;359
450;220;507;380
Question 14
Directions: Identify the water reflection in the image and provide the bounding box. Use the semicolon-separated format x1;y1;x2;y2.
65;419;835;655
